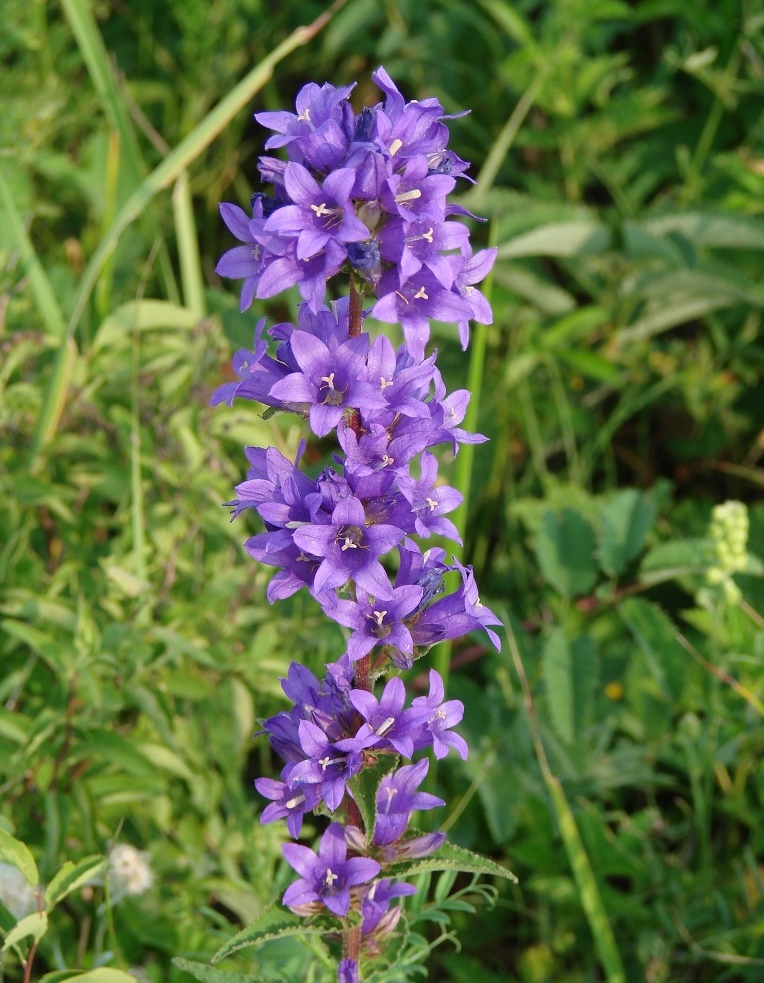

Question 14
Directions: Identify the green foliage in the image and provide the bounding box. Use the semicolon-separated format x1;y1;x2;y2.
2;0;764;980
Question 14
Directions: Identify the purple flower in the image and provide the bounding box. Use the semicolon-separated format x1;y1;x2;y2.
338;959;359;983
361;878;416;938
265;164;371;261
325;584;423;663
342;676;428;758
269;330;385;437
282;822;380;917
412;669;468;760
397;451;463;541
373;759;445;845
292;496;401;598
255;770;321;838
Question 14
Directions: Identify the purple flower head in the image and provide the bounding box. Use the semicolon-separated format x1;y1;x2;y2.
373;759;445;845
450;246;498;349
282;822;380;917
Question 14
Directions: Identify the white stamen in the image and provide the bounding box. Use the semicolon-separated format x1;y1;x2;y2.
373;610;388;626
426;497;438;511
341;537;359;551
376;716;396;736
324;868;339;887
321;372;336;389
413;285;429;300
389;139;403;156
380;376;393;390
421;228;434;243
311;202;332;218
285;795;306;809
395;189;422;205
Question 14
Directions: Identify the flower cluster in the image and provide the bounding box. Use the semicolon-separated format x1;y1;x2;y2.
216;67;495;356
215;68;500;981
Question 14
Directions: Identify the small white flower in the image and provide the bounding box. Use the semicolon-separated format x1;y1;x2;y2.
0;862;37;920
108;844;153;900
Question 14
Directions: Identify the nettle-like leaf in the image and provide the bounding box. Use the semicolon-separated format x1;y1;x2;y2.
0;828;39;891
347;753;399;843
172;957;259;982
598;488;656;577
535;509;598;597
542;629;598;745
387;836;517;883
211;906;338;962
618;597;686;702
45;856;108;911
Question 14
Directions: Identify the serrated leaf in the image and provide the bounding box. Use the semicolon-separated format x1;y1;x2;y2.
598;489;657;577
387;837;517;883
0;828;39;890
619;598;686;701
45;856;107;910
172;957;258;983
347;753;399;843
2;910;47;950
535;509;598;597
542;630;598;744
639;538;711;579
211;906;337;962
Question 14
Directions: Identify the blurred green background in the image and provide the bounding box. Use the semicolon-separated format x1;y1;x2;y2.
1;0;764;980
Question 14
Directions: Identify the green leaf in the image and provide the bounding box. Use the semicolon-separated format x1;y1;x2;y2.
172;958;257;983
498;221;610;259
618;598;686;701
347;753;399;843
542;630;598;744
211;906;337;962
639;538;712;580
598;489;657;577
387;836;517;883
0;828;39;890
1;620;71;676
535;509;598;597
2;911;48;951
45;856;108;910
49;971;139;982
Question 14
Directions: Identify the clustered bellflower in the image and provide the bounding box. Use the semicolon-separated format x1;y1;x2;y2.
214;67;501;981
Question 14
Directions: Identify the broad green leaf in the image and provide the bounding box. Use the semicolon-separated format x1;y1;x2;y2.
45;856;107;910
542;630;598;744
0;828;39;890
618;598;686;701
535;509;598;597
211;906;337;962
347;754;399;843
598;489;657;577
2;911;47;951
642;212;764;250
498;221;610;259
639;538;712;580
172;958;258;983
388;838;516;882
92;300;199;352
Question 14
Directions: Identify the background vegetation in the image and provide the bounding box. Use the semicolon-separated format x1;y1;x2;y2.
1;0;763;980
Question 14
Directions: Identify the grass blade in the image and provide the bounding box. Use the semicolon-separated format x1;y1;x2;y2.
501;608;626;983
